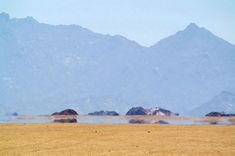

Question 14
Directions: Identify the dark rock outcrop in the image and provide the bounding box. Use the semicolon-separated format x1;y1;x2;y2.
205;112;235;117
88;110;119;116
12;112;18;116
126;107;147;115
53;118;77;123
52;109;78;116
128;119;149;124
205;112;224;117
126;106;178;116
209;121;218;125
147;107;178;116
5;112;18;116
156;120;169;124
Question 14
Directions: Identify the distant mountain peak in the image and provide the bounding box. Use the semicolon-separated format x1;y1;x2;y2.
151;22;213;48
25;16;36;21
24;16;38;23
185;23;200;30
0;12;38;24
0;12;10;22
190;91;235;116
182;23;207;35
11;16;38;24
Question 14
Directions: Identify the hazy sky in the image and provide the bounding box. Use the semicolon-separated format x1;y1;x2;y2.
0;0;234;46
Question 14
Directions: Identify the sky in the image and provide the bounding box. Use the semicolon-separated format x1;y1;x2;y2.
0;0;234;46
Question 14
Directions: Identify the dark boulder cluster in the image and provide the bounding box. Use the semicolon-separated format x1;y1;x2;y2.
6;112;18;116
156;120;169;124
128;119;149;124
205;112;235;117
12;112;18;116
50;106;178;124
128;119;169;124
52;109;78;116
126;107;147;115
148;107;179;116
88;110;119;116
126;107;178;116
54;118;77;123
51;109;78;123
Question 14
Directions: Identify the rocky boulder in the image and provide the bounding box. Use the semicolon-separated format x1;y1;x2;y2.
126;107;147;115
155;120;169;124
52;109;78;116
147;107;179;116
53;118;77;123
12;112;18;116
205;112;235;117
88;110;119;116
6;112;18;116
128;119;149;124
126;106;178;116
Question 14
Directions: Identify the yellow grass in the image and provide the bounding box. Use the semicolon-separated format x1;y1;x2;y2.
0;124;235;156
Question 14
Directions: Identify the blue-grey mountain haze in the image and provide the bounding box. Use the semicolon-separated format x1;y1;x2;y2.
1;13;235;115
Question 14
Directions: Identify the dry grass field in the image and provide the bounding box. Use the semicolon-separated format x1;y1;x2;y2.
0;124;235;156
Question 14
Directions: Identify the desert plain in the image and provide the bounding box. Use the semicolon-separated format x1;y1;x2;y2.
0;123;235;156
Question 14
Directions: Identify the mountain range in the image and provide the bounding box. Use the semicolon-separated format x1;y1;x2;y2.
190;91;235;116
1;12;235;115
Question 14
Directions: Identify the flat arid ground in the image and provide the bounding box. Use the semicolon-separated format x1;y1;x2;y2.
0;124;235;156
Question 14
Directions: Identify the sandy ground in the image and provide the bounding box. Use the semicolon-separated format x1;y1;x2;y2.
0;124;235;156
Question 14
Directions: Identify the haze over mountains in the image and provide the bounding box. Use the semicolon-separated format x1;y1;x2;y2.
1;12;235;115
190;91;235;116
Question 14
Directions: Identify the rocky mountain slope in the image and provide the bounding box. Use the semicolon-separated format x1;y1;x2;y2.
1;12;235;115
190;91;235;116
